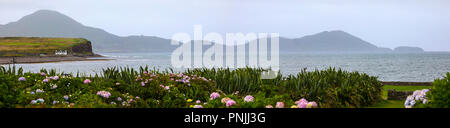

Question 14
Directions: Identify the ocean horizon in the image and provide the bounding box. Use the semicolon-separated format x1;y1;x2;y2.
2;52;449;82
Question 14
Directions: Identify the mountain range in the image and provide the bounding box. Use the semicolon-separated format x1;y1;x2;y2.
0;10;424;53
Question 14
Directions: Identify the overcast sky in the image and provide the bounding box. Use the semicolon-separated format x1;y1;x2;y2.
0;0;449;51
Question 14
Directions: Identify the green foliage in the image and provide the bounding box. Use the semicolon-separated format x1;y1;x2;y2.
185;67;282;94
0;66;386;108
0;73;17;107
0;37;92;56
281;68;383;108
428;73;450;108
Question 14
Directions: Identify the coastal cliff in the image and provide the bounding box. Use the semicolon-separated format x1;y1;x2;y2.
0;37;94;57
0;37;103;64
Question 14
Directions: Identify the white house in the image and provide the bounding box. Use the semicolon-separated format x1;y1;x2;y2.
55;50;68;55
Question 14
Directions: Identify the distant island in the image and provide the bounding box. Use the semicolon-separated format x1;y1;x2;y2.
0;10;428;53
393;46;425;53
0;37;105;64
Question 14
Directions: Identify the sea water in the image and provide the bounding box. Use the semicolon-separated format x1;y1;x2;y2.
3;52;450;82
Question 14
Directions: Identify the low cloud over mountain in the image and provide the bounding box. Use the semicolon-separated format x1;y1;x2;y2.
0;10;422;53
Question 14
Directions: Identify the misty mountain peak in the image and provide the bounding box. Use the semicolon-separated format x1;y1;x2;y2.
314;30;354;38
13;9;82;27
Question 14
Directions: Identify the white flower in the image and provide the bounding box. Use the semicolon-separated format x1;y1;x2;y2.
422;99;428;104
410;100;416;106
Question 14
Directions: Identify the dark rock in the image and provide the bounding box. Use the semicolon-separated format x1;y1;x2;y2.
387;89;413;100
71;40;94;56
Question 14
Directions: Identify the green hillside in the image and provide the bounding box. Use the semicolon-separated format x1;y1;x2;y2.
0;37;93;57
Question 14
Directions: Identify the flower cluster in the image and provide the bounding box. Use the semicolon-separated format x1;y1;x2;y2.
159;84;170;90
226;100;236;107
43;78;49;83
51;84;58;89
36;89;45;93
175;74;190;84
193;105;203;108
276;102;285;108
51;76;59;80
404;89;430;108
210;92;220;100
84;79;91;84
96;91;111;98
110;93;139;107
18;77;26;81
31;98;45;104
243;95;254;102
220;97;236;107
294;98;318;108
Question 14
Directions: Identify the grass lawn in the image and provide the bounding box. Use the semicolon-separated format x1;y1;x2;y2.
0;37;88;56
382;85;432;91
367;85;432;108
366;100;405;108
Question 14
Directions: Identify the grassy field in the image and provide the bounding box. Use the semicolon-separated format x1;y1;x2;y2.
0;37;89;56
367;85;432;108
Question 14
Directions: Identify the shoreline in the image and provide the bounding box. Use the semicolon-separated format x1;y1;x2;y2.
381;81;432;86
0;57;438;83
0;56;112;64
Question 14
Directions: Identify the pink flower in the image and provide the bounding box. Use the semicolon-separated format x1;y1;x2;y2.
196;100;201;104
52;76;59;80
40;72;46;76
298;101;308;108
276;102;285;108
96;91;111;98
295;98;308;104
164;86;170;90
43;78;49;83
226;100;236;107
265;105;273;108
193;105;203;108
141;82;145;86
18;77;26;81
210;92;220;100
221;97;231;103
243;95;254;102
307;102;318;108
84;79;91;84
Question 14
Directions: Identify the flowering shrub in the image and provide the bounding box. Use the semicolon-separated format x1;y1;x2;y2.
0;66;391;108
404;89;429;108
283;68;383;108
423;73;450;108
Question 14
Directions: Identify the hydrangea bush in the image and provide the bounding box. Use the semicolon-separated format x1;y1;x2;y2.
404;89;430;108
0;66;387;108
